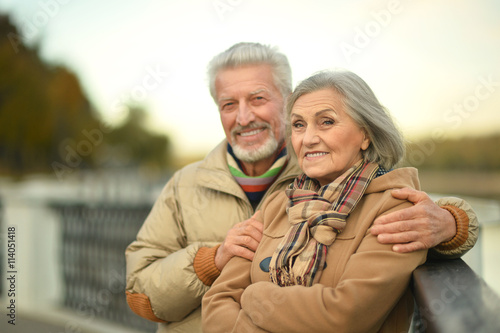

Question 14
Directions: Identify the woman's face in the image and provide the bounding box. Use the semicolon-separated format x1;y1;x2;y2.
290;88;370;186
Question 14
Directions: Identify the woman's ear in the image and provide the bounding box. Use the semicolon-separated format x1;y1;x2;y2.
361;129;370;151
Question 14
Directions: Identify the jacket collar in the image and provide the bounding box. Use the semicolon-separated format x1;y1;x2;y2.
196;140;242;197
196;140;301;205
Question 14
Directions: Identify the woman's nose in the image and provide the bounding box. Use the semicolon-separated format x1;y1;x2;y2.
303;127;320;146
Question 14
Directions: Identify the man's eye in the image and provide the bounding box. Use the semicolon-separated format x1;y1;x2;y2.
252;96;266;104
221;102;235;110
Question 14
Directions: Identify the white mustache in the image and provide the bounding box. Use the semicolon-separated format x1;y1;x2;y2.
231;122;272;137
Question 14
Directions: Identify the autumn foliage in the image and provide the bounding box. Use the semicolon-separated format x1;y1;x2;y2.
0;14;171;178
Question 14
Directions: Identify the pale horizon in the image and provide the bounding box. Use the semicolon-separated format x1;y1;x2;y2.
2;0;499;159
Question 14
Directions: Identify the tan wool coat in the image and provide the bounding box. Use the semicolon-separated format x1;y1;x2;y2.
203;167;428;333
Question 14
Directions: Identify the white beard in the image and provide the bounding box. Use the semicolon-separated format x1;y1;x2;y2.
232;135;279;163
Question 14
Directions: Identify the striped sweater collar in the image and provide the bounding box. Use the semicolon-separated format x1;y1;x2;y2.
227;144;288;205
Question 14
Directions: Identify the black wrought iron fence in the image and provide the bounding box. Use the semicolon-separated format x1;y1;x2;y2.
52;203;157;332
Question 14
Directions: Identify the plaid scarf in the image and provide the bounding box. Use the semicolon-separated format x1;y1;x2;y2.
269;160;380;287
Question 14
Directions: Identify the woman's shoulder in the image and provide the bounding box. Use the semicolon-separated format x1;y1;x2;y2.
366;167;420;194
354;167;419;222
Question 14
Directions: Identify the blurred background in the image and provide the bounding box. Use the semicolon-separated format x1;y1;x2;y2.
0;0;499;332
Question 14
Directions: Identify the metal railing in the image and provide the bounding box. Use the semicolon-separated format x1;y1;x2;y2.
52;203;157;332
412;258;500;332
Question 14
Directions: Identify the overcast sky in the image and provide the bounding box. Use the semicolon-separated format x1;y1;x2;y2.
2;0;500;157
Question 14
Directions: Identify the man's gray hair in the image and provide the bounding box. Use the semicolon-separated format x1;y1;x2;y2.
286;70;405;169
207;42;292;101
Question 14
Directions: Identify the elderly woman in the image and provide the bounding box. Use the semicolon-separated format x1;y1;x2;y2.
202;70;427;333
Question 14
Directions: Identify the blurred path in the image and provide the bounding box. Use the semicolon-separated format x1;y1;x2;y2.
0;315;68;333
0;310;151;333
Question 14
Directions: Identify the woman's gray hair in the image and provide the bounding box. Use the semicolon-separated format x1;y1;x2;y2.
286;70;405;169
207;42;292;101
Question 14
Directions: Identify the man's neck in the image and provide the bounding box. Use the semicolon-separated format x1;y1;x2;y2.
240;152;280;177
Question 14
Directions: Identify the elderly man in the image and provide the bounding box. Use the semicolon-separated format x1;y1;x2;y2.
125;42;477;333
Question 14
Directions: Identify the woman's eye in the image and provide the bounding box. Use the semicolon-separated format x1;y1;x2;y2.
292;122;304;128
323;119;335;125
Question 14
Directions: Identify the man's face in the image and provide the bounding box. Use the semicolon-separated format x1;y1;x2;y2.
215;64;285;163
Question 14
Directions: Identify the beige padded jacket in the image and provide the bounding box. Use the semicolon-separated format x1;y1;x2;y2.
125;141;301;332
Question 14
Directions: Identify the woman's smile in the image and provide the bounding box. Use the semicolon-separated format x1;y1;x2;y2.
291;88;370;186
304;151;329;159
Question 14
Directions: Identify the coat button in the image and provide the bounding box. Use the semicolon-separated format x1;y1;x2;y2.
259;257;272;272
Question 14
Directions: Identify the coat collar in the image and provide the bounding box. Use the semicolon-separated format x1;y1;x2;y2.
196;140;301;207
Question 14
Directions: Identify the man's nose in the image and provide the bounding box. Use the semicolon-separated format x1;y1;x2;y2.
236;102;255;126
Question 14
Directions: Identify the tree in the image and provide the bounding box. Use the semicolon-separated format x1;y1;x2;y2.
101;106;171;171
0;14;172;178
0;14;100;176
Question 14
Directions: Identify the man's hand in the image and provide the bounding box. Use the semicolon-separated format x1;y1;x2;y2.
215;211;263;270
371;188;457;253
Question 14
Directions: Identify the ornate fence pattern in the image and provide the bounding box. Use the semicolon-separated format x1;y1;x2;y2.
52;203;157;332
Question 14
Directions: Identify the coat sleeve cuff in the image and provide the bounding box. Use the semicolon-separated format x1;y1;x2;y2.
430;197;479;259
194;245;221;286
434;205;469;251
126;291;168;323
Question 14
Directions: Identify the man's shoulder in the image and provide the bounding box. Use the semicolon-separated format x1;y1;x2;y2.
172;159;213;186
170;141;229;184
177;159;204;174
